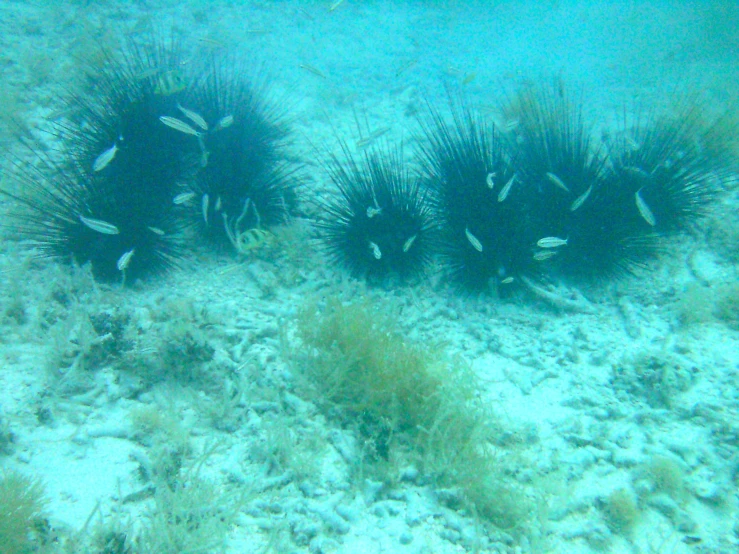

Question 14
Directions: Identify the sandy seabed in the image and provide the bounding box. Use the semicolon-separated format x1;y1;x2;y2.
1;1;738;553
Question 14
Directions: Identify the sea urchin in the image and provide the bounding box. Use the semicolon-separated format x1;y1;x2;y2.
317;141;436;284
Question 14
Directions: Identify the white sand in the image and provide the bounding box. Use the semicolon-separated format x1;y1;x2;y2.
1;1;738;553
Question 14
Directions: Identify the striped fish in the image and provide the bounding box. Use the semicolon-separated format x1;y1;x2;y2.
116;249;135;271
173;191;196;205
465;227;483;252
79;215;120;235
486;172;496;190
546;172;570;193
159;116;200;136
635;188;656;226
369;240;382;260
570;185;593;212
533;250;557;261
402;234;417;253
536;237;568;248
214;115;234;130
177;103;208;131
497;174;516;202
92;143;118;172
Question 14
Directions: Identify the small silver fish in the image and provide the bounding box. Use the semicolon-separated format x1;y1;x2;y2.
462;72;476;85
202;193;210;225
533;250;558;261
546;172;570;193
299;63;327;79
197;37;227;49
356;127;391;149
148;227;165;236
92;143;118;172
503;118;519;132
395;58;418;77
369;241;382;260
635;188;656;226
570;185;593;212
500;276;515;284
195;134;209;168
366;206;382;218
486;172;496;190
79;215;120;235
536;236;568;248
173;191;196;205
177;103;208;131
116;249;135;271
215;115;234;130
402;234;417;253
623;165;651;179
465;227;483;252
159;116;200;136
135;67;161;81
214;196;222;212
497;174;516;202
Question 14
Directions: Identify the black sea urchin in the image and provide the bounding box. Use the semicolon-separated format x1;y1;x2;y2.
317;142;436;284
504;83;661;280
604;98;735;234
2;145;187;284
417;100;535;292
182;59;299;251
2;35;201;283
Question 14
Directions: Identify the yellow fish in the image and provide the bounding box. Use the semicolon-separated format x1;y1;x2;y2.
154;69;187;96
237;228;276;252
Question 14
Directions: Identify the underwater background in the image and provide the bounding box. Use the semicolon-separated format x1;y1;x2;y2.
0;1;738;553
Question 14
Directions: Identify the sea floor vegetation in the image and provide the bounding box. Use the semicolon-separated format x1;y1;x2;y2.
1;2;738;553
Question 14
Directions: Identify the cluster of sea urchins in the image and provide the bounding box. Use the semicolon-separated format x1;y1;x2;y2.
316;140;437;285
1;41;734;294
318;84;735;292
1;37;297;284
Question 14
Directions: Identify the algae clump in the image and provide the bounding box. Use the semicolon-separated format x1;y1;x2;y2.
0;470;48;554
293;299;530;529
601;488;640;536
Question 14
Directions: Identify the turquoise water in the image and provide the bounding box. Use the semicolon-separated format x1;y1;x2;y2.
0;1;738;553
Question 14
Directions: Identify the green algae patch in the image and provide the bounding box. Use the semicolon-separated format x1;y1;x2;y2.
293;299;531;530
0;470;48;554
601;488;640;536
